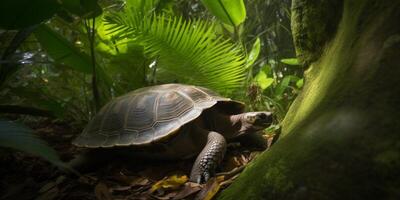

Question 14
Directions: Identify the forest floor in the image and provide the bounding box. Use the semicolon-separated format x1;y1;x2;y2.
0;117;275;200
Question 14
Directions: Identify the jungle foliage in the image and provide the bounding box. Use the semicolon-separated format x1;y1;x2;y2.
0;0;300;169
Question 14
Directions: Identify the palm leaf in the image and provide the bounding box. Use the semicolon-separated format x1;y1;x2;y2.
34;24;92;73
0;120;75;173
103;9;246;94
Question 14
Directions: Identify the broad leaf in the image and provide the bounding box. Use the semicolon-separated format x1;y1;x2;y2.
275;75;300;97
255;71;274;90
280;58;300;66
0;120;70;170
261;64;272;74
245;37;261;69
275;76;291;97
0;0;60;29
201;0;246;26
34;24;92;73
104;11;246;93
296;78;304;88
8;86;65;118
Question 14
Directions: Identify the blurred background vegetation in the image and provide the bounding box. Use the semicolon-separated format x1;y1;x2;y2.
0;0;303;163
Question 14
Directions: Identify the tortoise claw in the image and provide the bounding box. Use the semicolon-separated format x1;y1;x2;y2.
192;170;212;184
190;132;226;184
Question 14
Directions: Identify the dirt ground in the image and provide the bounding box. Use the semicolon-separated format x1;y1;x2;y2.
0;118;275;200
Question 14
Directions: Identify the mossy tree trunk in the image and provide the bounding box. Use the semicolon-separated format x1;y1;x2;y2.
219;0;400;199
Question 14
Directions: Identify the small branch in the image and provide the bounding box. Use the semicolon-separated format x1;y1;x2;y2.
84;18;100;112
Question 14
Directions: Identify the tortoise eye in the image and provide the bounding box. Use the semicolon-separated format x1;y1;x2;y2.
245;114;257;123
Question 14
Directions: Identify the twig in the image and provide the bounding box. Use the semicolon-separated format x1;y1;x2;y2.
84;18;101;112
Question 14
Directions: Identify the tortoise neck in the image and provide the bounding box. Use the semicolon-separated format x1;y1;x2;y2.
202;109;242;139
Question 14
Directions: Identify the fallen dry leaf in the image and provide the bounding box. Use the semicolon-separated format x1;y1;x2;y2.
151;191;179;200
194;178;221;200
38;181;57;194
220;174;240;188
36;186;59;200
138;164;179;181
223;156;242;172
217;166;244;180
248;151;261;161
95;182;113;200
173;182;202;199
151;175;188;193
130;177;150;187
111;175;150;188
79;175;98;185
1;119;276;200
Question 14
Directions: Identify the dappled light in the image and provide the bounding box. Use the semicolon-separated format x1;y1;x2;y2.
2;0;398;199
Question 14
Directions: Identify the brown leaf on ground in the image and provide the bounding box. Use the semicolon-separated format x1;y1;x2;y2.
36;186;59;200
173;182;202;200
38;181;57;194
194;177;222;200
95;182;113;200
248;151;261;161
80;175;99;186
264;133;276;148
1;119;279;200
151;175;188;193
223;156;242;172
111;175;150;188
217;166;245;181
220;174;240;188
138;164;183;181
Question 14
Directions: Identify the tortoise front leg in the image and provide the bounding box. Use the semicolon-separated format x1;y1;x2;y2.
190;131;227;183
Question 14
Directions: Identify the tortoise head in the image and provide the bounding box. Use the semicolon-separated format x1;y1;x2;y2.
238;111;273;135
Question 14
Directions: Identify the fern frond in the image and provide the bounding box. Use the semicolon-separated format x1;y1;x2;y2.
103;9;246;94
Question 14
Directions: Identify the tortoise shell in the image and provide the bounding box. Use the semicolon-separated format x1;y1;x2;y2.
73;84;244;148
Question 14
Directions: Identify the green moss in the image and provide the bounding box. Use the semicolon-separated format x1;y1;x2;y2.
374;150;400;166
219;0;400;199
262;160;294;194
282;0;366;137
291;0;343;65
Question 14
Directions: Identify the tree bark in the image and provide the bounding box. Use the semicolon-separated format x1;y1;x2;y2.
219;0;400;199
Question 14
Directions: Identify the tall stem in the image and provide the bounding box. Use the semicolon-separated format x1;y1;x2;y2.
85;18;100;112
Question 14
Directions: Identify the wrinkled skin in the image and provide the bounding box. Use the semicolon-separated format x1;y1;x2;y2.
189;111;273;183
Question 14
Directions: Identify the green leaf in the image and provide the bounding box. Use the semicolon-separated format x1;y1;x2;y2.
60;0;102;18
296;78;304;88
34;23;119;99
104;11;246;94
201;0;246;26
275;76;292;97
0;0;60;29
9;86;65;118
126;0;160;14
245;37;261;69
261;64;272;75
255;71;274;90
280;58;300;66
34;24;92;73
0;120;70;170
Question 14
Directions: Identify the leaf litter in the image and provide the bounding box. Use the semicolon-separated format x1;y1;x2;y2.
0;120;276;200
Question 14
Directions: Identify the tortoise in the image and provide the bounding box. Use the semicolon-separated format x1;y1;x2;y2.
72;84;272;183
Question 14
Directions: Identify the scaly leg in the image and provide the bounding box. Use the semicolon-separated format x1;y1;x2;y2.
190;131;227;183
